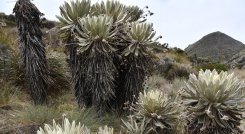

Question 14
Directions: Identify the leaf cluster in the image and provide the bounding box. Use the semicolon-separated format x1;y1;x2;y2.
181;70;245;134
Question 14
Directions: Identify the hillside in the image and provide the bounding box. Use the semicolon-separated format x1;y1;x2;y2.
185;31;245;62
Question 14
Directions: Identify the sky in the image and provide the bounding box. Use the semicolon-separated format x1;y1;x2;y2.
0;0;244;49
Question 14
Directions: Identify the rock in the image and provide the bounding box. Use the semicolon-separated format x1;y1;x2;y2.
155;57;175;74
227;50;245;69
154;57;195;81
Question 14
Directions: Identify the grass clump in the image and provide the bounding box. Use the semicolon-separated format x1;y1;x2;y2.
18;105;61;125
67;108;100;130
0;81;22;108
0;28;16;49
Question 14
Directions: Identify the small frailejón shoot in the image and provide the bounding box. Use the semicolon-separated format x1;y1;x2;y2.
181;69;245;134
37;118;91;134
37;118;115;134
123;90;180;134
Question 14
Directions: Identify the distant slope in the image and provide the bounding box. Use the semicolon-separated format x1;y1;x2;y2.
185;31;245;62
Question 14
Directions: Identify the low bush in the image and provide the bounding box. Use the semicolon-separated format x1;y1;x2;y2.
160;62;195;81
195;63;228;72
0;81;22;108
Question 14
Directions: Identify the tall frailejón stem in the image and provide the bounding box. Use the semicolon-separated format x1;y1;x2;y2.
13;0;48;104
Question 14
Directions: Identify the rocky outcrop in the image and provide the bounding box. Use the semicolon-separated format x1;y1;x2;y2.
154;57;196;81
227;50;245;69
185;31;245;63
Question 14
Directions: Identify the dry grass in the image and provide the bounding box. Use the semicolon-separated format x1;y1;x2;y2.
145;75;186;100
231;68;245;80
0;27;18;52
156;50;191;65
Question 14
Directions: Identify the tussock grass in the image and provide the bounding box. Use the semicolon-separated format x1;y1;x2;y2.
18;105;62;125
145;75;186;99
232;68;245;80
0;81;23;108
67;108;100;130
0;28;17;48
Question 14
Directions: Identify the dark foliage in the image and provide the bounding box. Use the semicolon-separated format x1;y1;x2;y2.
66;43;78;79
73;54;92;107
0;12;16;26
13;0;48;104
47;57;70;96
163;63;194;81
195;63;228;72
187;120;242;134
114;54;153;111
40;17;56;29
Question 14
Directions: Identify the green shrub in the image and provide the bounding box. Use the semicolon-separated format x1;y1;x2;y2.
195;63;228;72
181;70;245;134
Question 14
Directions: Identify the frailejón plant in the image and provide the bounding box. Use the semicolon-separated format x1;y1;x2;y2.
130;90;179;134
37;118;91;134
13;0;48;104
181;69;245;134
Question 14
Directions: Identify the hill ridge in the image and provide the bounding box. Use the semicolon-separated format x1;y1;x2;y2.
185;31;245;62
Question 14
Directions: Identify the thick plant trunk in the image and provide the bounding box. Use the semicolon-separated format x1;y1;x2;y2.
75;42;117;114
13;0;48;105
73;54;92;108
115;54;153;112
65;43;77;79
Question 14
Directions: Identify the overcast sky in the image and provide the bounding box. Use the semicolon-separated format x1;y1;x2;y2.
0;0;244;49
